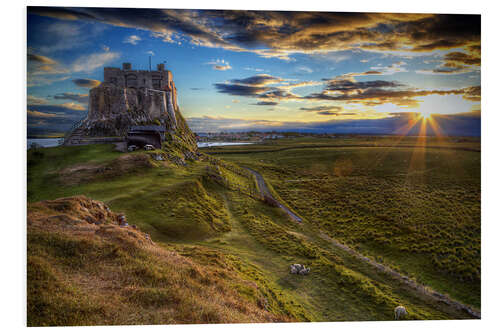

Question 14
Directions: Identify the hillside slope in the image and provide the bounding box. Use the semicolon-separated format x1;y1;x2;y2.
27;196;306;326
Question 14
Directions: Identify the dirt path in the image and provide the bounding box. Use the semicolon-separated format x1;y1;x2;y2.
244;166;480;319
244;167;302;223
319;233;480;318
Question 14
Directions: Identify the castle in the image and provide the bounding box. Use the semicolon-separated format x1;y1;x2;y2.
64;62;192;147
103;62;178;107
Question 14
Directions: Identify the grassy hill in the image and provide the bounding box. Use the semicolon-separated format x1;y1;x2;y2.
26;137;480;325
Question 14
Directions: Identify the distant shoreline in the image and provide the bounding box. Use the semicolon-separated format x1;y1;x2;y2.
27;138;256;149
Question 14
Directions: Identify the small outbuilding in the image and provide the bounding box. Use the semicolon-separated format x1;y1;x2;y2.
126;125;166;149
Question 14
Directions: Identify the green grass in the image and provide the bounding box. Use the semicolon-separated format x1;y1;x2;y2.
27;138;480;325
207;139;480;309
27;209;298;326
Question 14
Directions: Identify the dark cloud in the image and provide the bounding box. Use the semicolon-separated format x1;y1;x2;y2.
253;101;278;106
258;89;299;100
316;111;341;116
300;105;343;112
27;103;87;137
443;52;481;66
28;8;480;60
325;79;403;92
53;92;89;104
230;74;283;86
27;52;56;64
462;86;481;101
214;83;269;96
214;74;298;101
72;78;101;88
305;88;444;107
361;70;383;75
216;73;480;108
300;105;358;116
419;50;481;75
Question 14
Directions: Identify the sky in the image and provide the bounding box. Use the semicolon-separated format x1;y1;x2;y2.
27;7;481;137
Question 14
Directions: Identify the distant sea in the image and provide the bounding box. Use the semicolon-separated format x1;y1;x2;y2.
27;138;63;149
197;142;254;148
27;138;254;149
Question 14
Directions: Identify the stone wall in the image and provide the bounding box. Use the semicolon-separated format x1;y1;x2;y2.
103;63;173;91
82;84;178;137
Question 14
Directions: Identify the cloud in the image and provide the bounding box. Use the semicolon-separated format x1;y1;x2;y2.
71;51;120;73
214;83;269;96
27;51;68;76
444;52;480;66
187;112;480;136
305;86;472;107
244;67;266;72
58;102;86;111
27;102;87;137
230;74;284;86
316;111;342;116
27;52;70;86
28;103;87;113
253;101;278;106
27;95;48;105
27;53;56;65
305;77;480;107
27;110;58;118
417;51;481;75
216;73;480;109
214;74;293;101
360;70;383;75
29;8;480;61
300;105;347;116
462;86;481;101
27;75;71;87
295;66;313;74
324;78;404;92
124;35;142;45
53;92;89;104
206;59;232;71
72;78;101;88
369;61;408;75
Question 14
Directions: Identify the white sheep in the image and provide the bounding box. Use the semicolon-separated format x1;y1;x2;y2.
394;305;408;320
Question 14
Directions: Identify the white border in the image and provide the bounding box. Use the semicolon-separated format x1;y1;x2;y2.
3;1;499;332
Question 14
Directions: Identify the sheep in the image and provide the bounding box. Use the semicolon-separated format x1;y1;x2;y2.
290;264;310;275
394;305;408;320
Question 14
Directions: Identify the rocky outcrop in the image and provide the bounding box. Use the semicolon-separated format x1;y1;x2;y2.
81;83;179;137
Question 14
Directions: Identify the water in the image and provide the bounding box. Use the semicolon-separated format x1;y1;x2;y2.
27;138;63;149
196;142;255;148
26;138;254;149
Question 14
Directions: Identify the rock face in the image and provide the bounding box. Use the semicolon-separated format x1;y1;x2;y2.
82;83;179;137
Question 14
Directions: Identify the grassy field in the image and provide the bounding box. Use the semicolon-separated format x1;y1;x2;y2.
204;136;481;309
26;136;480;325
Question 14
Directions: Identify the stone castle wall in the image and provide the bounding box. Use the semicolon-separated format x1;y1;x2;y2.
74;62;181;137
103;63;175;92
